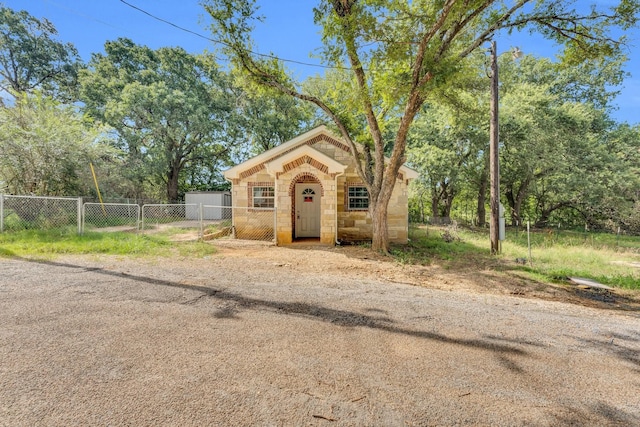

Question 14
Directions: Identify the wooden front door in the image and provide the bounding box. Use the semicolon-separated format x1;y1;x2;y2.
295;183;321;238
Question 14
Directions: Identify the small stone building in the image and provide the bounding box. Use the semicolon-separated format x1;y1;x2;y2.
223;126;418;245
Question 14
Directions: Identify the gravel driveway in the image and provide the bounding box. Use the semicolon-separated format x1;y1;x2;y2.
1;244;639;426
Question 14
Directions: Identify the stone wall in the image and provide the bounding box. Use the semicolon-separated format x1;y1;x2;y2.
335;172;409;244
229;168;275;241
274;164;337;245
312;138;409;244
231;135;410;245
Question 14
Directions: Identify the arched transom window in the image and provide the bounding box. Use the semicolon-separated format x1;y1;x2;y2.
302;187;315;202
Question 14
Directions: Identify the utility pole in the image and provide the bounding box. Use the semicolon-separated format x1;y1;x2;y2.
489;40;500;255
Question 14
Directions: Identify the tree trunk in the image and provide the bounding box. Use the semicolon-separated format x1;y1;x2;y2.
167;164;180;202
512;196;524;226
431;191;440;219
506;177;531;226
535;202;573;228
506;187;517;226
442;199;453;219
477;168;488;227
442;185;455;219
370;198;390;253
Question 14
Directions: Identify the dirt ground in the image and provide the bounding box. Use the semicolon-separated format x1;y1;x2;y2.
1;240;639;426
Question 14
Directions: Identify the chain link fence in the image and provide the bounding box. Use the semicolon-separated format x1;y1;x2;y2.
1;195;275;243
82;203;140;233
200;206;274;242
140;204;198;233
199;205;233;240
232;207;275;242
0;195;81;233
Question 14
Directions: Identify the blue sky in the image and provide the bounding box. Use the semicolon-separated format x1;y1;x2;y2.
3;0;639;124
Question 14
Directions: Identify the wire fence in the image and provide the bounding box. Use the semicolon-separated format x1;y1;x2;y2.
199;205;233;240
82;203;140;232
1;195;275;242
139;204;274;241
227;207;275;241
140;204;199;233
0;195;81;233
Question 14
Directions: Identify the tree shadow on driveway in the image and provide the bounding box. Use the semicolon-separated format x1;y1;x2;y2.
7;256;538;363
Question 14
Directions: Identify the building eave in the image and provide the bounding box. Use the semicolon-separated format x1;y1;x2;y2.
223;125;334;180
265;144;347;176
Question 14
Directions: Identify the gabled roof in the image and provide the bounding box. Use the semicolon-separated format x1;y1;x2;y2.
223;125;419;180
224;126;335;180
265;144;347;175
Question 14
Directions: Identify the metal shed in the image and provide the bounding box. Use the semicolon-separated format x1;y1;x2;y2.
185;191;232;220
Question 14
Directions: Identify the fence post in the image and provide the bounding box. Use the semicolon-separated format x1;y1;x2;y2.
527;221;532;266
230;206;236;239
199;203;204;240
81;202;86;234
0;194;3;232
141;205;146;234
273;207;277;244
77;197;82;234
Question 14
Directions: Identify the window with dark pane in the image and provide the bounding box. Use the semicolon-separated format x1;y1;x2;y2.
348;186;369;210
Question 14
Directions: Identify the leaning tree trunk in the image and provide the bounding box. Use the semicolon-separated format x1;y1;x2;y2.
512;197;524;226
506;177;531;226
418;192;427;223
505;188;517;226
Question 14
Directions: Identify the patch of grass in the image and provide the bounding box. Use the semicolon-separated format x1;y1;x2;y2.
84;217;138;229
176;241;217;258
503;229;639;289
395;225;640;290
205;220;232;234
140;216;189;229
394;226;487;265
0;228;216;259
145;226;192;239
505;227;640;252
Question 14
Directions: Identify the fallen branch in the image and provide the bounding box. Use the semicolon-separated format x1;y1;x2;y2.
312;414;337;422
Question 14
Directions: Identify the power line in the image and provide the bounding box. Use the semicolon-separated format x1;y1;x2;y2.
44;0;123;31
118;0;346;71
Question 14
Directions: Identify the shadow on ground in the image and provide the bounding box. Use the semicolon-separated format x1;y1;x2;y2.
279;240;640;313
7;255;538;372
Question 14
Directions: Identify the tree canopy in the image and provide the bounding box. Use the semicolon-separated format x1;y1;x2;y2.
0;91;118;196
79;38;244;201
0;6;80;101
204;0;639;251
0;2;638;237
